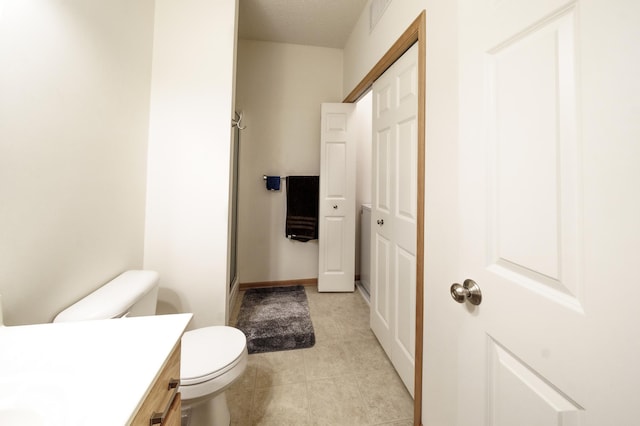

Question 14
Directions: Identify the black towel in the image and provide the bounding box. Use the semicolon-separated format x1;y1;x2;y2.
286;176;319;242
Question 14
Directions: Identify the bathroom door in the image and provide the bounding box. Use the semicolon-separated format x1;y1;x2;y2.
318;103;356;292
426;0;640;424
370;43;418;396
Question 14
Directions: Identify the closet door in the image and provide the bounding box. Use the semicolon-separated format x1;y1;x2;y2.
370;43;418;396
318;103;356;292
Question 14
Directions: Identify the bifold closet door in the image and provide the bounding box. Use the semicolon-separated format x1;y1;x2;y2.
370;43;418;396
318;103;356;292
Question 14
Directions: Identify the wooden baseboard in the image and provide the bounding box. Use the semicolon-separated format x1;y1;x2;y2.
239;278;318;291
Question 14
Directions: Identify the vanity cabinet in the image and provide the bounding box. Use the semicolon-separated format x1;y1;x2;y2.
131;342;181;426
0;313;192;425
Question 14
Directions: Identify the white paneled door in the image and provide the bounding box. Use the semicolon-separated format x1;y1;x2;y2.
371;43;418;396
318;103;356;292
438;0;640;425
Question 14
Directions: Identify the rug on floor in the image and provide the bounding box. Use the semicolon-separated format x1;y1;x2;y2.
236;285;315;354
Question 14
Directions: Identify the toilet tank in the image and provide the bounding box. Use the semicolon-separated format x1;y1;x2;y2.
53;270;160;323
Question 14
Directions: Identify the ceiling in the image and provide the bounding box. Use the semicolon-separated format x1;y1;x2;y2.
238;0;369;49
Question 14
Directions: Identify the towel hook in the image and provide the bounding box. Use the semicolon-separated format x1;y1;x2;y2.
232;111;246;130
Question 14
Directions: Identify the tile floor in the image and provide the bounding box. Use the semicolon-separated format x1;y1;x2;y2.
227;286;414;426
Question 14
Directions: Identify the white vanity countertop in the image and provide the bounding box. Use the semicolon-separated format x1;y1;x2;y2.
0;313;192;425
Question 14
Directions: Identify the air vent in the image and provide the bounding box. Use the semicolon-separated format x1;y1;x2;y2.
370;0;392;32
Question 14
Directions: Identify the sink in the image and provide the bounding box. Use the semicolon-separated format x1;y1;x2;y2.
0;373;72;425
0;408;44;425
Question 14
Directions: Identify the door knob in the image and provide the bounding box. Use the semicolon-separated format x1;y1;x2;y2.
377;219;384;225
450;279;482;305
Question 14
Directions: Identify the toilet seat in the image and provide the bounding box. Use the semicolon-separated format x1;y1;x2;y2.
180;326;247;386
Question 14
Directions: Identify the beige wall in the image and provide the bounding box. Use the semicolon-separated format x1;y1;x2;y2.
343;1;460;424
0;1;155;325
144;0;238;329
235;40;343;284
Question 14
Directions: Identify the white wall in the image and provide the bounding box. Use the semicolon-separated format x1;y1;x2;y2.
343;1;460;424
235;40;343;284
0;1;155;325
419;3;460;424
144;0;238;329
344;1;421;99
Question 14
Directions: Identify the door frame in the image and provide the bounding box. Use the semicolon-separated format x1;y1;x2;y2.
343;11;425;425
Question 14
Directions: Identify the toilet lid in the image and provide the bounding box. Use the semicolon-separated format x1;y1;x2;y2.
180;326;247;386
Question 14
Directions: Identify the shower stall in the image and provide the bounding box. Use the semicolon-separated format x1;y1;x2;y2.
229;111;245;290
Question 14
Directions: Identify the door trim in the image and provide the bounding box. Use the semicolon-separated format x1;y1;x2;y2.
343;11;425;426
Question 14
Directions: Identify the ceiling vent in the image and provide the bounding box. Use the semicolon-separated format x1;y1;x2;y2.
370;0;392;32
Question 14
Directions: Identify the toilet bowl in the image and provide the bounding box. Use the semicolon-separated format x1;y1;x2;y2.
180;326;248;425
53;270;246;426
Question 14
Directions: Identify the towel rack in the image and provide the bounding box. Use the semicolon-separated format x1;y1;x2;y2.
263;175;286;180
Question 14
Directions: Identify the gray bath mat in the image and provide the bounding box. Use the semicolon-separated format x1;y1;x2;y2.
236;285;315;354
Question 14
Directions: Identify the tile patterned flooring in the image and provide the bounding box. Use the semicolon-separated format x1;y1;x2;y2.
227;286;414;426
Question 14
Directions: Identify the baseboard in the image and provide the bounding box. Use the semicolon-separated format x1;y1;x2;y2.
239;278;318;291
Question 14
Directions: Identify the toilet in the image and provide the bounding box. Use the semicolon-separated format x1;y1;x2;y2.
53;270;247;426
